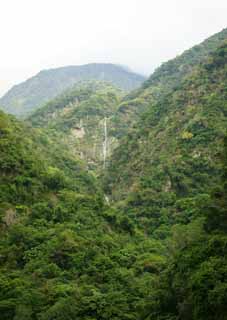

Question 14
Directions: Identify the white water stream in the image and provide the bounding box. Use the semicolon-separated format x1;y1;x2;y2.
103;117;108;168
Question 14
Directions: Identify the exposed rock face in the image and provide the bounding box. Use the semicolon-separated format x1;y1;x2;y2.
3;209;17;227
29;81;123;172
71;127;85;139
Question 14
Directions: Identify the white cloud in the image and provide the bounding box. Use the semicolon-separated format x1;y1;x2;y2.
0;0;227;95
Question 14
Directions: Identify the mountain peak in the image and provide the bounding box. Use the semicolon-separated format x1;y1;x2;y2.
0;63;146;118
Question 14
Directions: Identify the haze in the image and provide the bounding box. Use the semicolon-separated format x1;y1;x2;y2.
0;0;227;96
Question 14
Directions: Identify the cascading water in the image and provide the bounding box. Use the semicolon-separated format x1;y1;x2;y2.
103;117;108;168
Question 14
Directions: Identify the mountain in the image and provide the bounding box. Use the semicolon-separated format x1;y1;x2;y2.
143;27;227;90
110;27;227;136
27;29;227;183
28;81;123;172
1;29;227;320
0;110;100;205
0;63;146;117
104;40;227;319
27;29;227;176
104;41;227;214
0;110;166;320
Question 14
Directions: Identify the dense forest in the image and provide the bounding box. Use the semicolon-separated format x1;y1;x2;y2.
0;28;227;320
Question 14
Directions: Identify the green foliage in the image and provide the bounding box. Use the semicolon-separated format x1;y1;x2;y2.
104;43;227;227
103;40;227;319
1;30;227;320
0;110;165;319
0;64;145;117
29;81;123;172
141;123;227;320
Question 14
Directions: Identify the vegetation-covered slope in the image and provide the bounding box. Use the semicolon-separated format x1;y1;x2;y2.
29;81;123;172
143;137;227;320
24;29;227;176
1;29;227;320
102;39;227;320
0;111;167;320
111;27;227;136
0;63;146;118
143;27;227;89
0;110;100;207
105;41;227;231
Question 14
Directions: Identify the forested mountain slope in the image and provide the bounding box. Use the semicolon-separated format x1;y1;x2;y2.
0;111;98;204
1;29;227;320
0;63;146;117
143;136;227;320
0;110;166;319
143;27;227;89
104;42;227;231
111;27;227;136
27;29;227;175
29;81;123;171
103;40;227;320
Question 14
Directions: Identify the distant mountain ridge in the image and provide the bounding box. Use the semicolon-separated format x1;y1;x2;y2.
0;63;146;117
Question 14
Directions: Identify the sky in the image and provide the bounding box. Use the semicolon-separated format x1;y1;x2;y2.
0;0;227;96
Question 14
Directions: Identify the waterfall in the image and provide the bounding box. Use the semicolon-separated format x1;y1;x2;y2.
103;117;108;168
104;194;110;204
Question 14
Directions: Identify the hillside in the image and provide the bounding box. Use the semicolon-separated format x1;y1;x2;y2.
0;110;167;320
105;41;227;210
103;40;227;320
143;27;227;90
29;81;123;172
28;28;227;175
0;63;146;117
110;27;227;136
0;111;100;206
1;29;227;320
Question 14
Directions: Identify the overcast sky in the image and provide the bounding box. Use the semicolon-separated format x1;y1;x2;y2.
0;0;227;96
